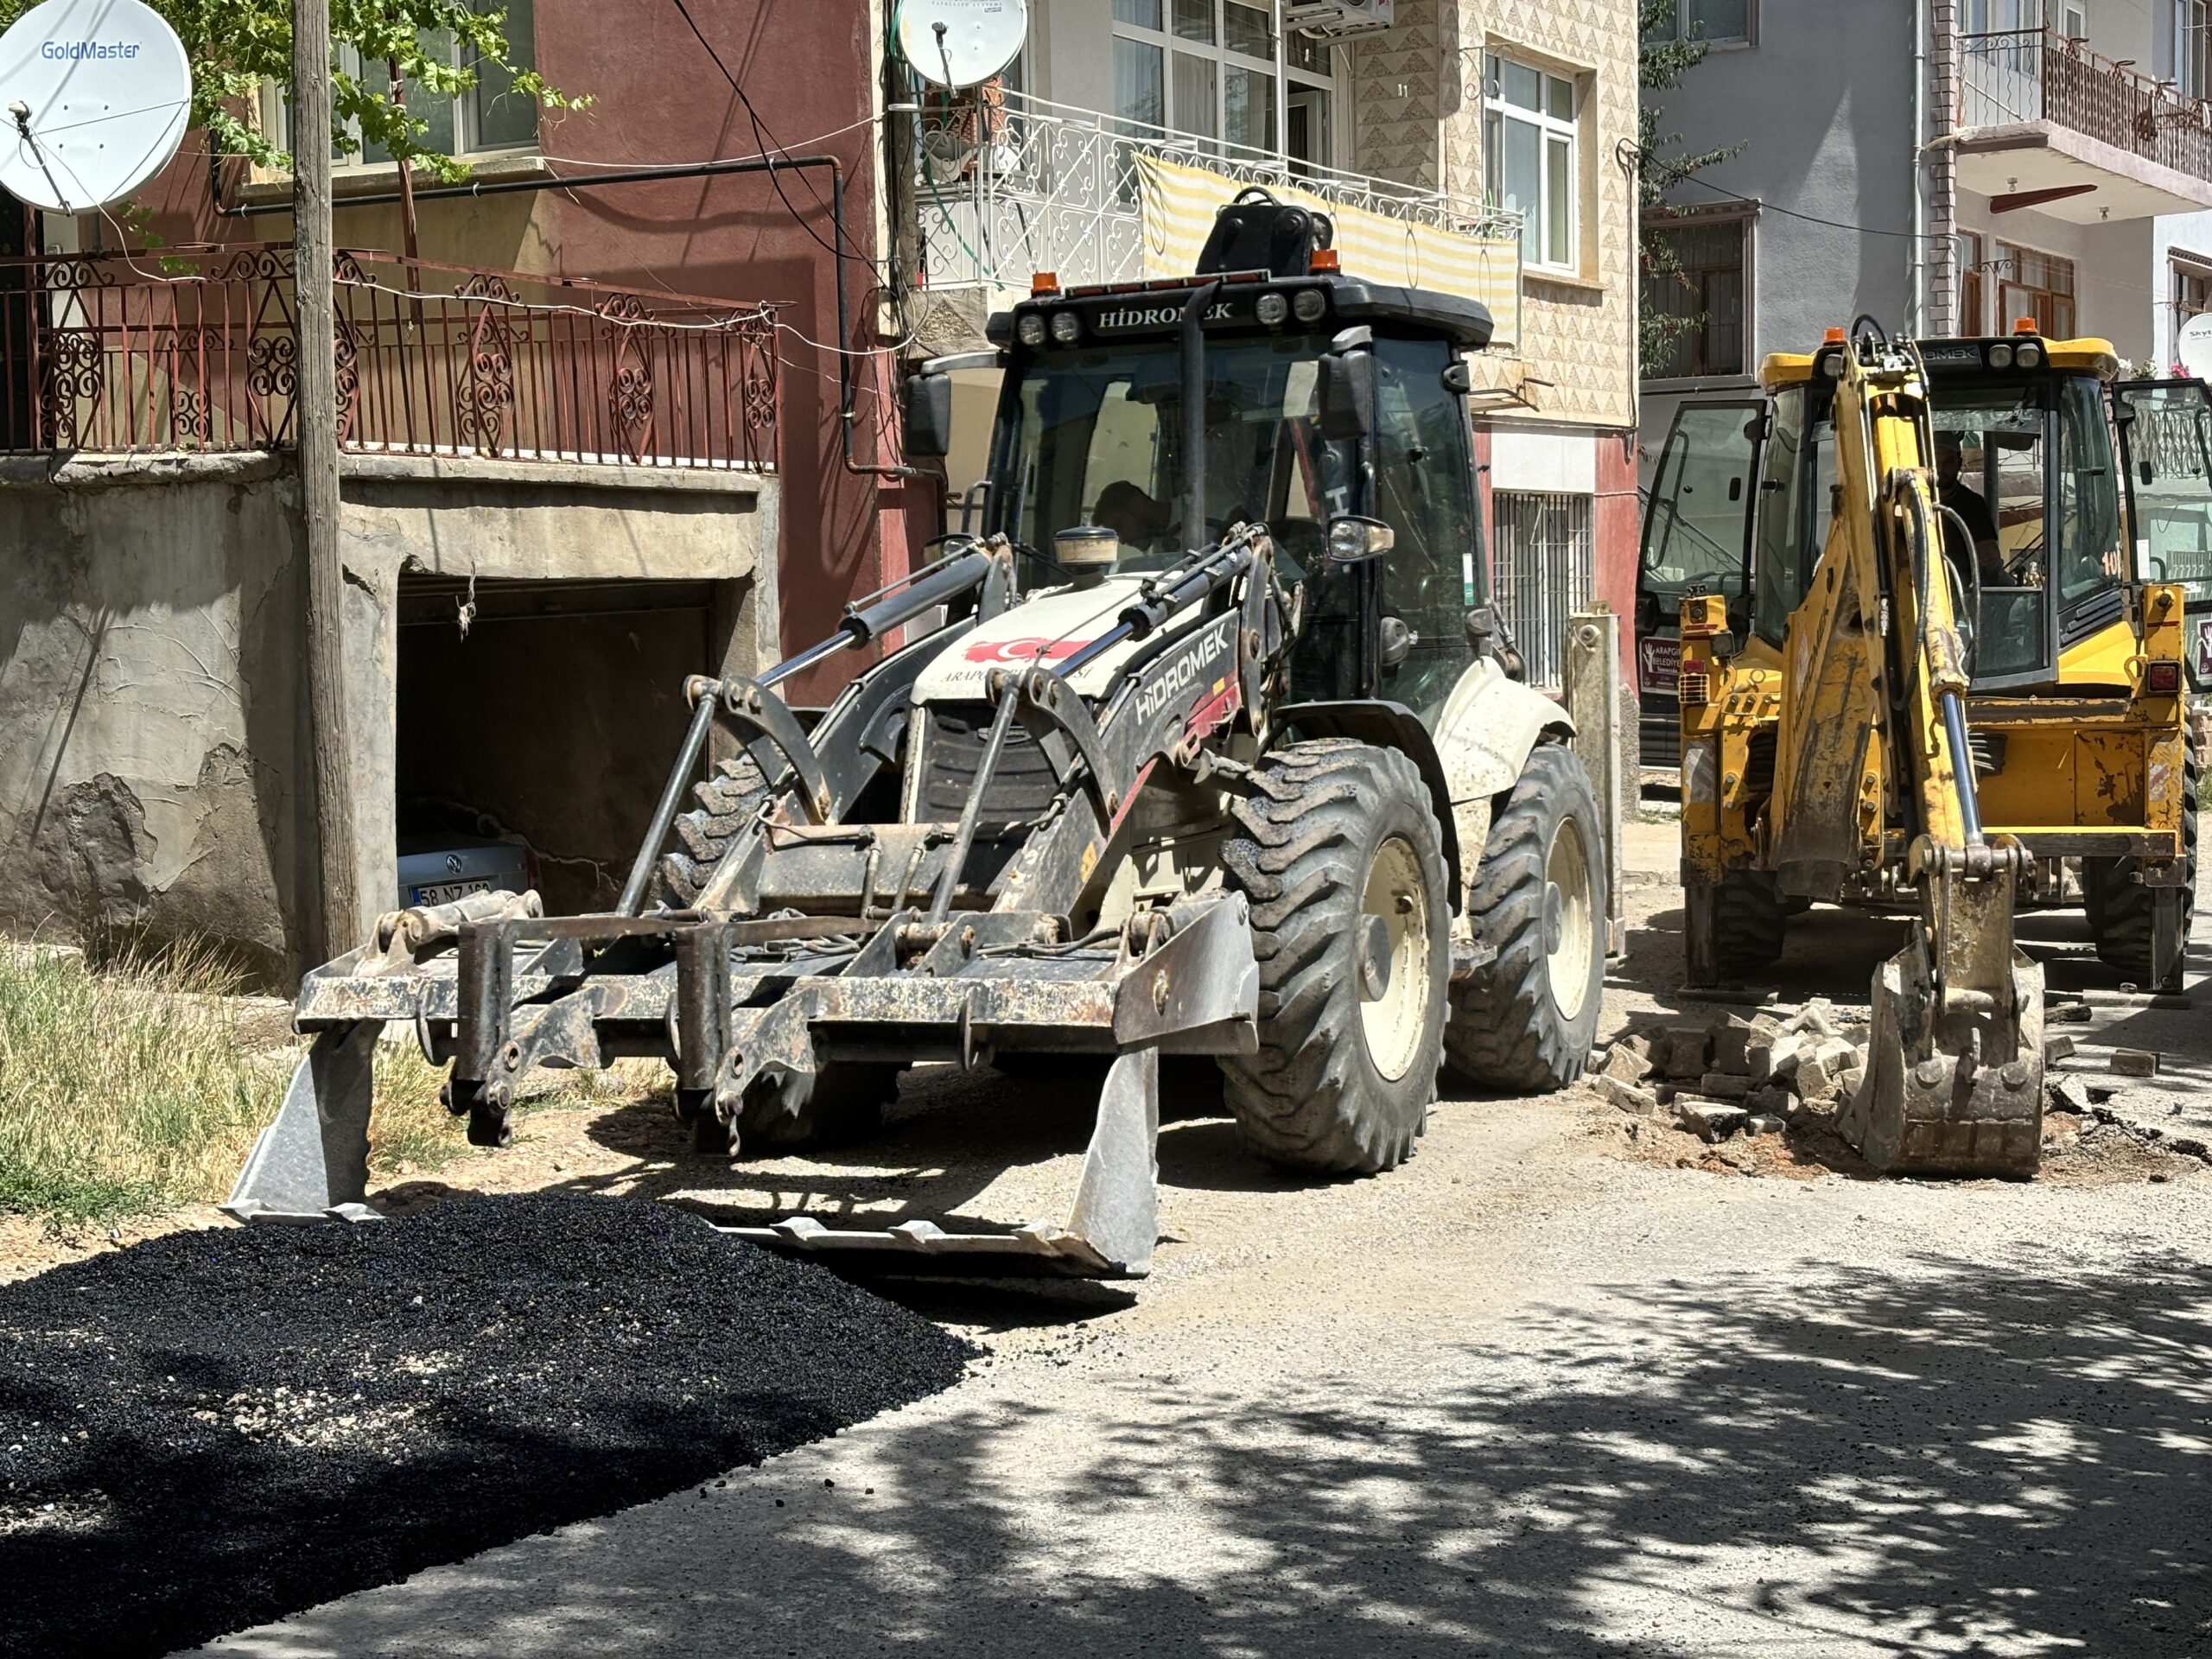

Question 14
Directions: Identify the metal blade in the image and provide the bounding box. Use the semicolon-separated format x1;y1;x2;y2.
222;1021;385;1223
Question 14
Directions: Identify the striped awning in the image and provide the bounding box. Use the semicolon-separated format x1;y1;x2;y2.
1135;152;1521;349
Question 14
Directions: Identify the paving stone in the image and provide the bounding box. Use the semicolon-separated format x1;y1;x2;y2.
1744;1113;1786;1137
2044;1034;2076;1065
2112;1048;2162;1078
1697;1071;1751;1101
1675;1098;1749;1141
1594;1073;1659;1116
1662;1027;1713;1081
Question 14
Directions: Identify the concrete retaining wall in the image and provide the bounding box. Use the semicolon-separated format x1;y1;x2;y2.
0;451;777;981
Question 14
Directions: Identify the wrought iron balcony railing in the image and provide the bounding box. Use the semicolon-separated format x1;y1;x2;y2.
1960;27;2212;185
915;87;1522;298
0;246;781;469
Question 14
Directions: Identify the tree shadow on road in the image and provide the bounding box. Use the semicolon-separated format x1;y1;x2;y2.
246;1246;2212;1658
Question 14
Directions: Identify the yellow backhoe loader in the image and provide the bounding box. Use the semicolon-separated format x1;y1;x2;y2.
1643;319;2196;1177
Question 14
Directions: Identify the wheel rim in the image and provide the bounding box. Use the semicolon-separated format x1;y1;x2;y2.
1545;815;1595;1023
1358;835;1432;1082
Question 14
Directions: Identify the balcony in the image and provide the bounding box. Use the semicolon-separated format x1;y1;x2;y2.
0;246;781;469
913;89;1522;347
1955;29;2212;219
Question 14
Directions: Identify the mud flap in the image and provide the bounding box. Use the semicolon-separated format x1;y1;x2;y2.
721;1046;1163;1276
221;1021;386;1222
1844;937;2044;1177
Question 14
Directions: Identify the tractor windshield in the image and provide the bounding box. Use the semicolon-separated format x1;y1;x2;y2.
1928;372;2125;683
992;332;1355;581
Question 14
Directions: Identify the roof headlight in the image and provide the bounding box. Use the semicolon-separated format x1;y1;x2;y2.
1255;291;1290;326
1016;313;1046;347
2015;341;2043;369
1292;289;1329;323
1048;309;1084;345
1986;342;2014;368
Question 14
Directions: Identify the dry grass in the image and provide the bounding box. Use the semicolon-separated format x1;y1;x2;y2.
0;940;664;1224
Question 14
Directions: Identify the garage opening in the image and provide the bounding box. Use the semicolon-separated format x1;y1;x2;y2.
395;574;726;916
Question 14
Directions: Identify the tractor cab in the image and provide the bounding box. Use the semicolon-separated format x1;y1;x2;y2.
1637;329;2212;739
904;194;1503;727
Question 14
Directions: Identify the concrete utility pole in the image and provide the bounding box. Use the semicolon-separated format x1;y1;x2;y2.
294;0;359;957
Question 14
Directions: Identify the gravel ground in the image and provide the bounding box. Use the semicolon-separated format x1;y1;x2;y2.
0;1193;971;1659
186;811;2212;1658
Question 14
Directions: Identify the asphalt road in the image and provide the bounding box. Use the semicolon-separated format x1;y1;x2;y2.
197;818;2212;1659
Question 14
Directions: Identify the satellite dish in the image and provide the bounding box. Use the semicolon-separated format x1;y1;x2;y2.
2179;311;2212;383
0;0;191;213
894;0;1027;89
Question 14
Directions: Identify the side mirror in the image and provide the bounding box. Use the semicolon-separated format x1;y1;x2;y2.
902;372;954;459
1441;359;1473;396
1326;514;1394;563
1378;614;1415;669
1317;350;1375;441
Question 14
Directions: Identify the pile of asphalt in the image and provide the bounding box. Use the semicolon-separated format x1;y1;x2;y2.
0;1192;972;1659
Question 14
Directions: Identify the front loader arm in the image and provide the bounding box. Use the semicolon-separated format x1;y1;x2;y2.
1810;338;2045;1175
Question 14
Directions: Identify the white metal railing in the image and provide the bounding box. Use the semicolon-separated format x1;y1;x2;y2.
915;87;1522;297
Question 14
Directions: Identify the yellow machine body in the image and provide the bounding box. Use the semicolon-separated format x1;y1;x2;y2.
1655;328;2198;1177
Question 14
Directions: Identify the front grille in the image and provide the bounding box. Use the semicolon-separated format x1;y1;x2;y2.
915;703;1064;822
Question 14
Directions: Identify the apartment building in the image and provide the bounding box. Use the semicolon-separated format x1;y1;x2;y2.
894;0;1642;682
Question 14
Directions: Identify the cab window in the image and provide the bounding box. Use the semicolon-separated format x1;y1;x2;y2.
1750;385;1834;646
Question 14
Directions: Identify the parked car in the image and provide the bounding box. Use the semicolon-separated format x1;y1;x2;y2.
395;833;534;911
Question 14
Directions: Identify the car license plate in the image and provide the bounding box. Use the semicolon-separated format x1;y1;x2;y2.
1638;634;1680;693
409;879;493;906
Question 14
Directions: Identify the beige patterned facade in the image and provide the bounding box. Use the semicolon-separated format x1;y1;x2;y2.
1348;0;1639;431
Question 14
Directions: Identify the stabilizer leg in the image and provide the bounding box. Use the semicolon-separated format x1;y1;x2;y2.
1057;1046;1162;1274
222;1021;385;1222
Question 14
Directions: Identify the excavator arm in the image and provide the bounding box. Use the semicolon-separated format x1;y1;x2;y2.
1789;333;2046;1174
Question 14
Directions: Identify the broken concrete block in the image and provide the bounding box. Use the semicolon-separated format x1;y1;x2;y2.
2044;1034;2075;1065
1784;999;1840;1039
1708;1014;1757;1077
1662;1027;1713;1081
2047;999;2092;1025
1744;1113;1786;1137
2047;1076;2094;1114
2112;1048;2161;1078
1745;1084;1793;1116
1614;1031;1654;1066
1836;1065;1866;1103
1675;1099;1749;1141
1594;1073;1659;1116
1748;1032;1808;1086
1698;1071;1751;1101
1602;1045;1653;1087
1796;1051;1837;1100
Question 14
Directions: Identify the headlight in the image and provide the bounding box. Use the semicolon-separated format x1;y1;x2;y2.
1048;310;1083;344
1255;291;1289;326
1986;342;2013;368
2015;342;2043;369
1292;289;1328;323
1016;313;1046;347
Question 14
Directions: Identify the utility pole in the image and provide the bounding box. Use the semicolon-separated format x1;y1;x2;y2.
295;0;359;957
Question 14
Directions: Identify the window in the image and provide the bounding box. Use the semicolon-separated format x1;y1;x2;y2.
1484;53;1579;272
2175;261;2212;346
1996;240;2076;337
1111;0;1335;162
2060;2;2088;39
1958;229;1988;334
2179;1;2209;100
268;0;537;163
1642;215;1746;378
1493;493;1594;689
1962;0;2038;31
1642;0;1754;45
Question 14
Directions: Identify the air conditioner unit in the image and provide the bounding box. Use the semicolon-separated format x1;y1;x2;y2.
1285;0;1393;41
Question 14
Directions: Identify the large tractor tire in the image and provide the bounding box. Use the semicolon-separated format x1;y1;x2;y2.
1445;744;1607;1092
654;753;771;907
1683;868;1789;986
1219;739;1450;1174
2084;752;2199;991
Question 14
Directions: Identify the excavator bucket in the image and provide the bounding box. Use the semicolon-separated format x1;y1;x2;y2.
1842;851;2046;1176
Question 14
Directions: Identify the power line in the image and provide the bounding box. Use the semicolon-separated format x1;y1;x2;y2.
663;0;878;276
1669;169;1954;242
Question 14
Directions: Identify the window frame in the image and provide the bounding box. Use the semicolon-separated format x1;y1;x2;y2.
261;3;540;170
1108;0;1338;162
1994;238;2078;338
1639;207;1751;383
1640;0;1758;48
1483;49;1582;276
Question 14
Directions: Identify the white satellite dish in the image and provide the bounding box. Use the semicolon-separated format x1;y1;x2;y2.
894;0;1027;89
0;0;191;213
2179;311;2212;384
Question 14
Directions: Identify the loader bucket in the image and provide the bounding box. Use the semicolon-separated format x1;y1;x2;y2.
1843;931;2045;1177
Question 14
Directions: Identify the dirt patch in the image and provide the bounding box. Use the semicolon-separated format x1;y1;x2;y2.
0;1192;973;1659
